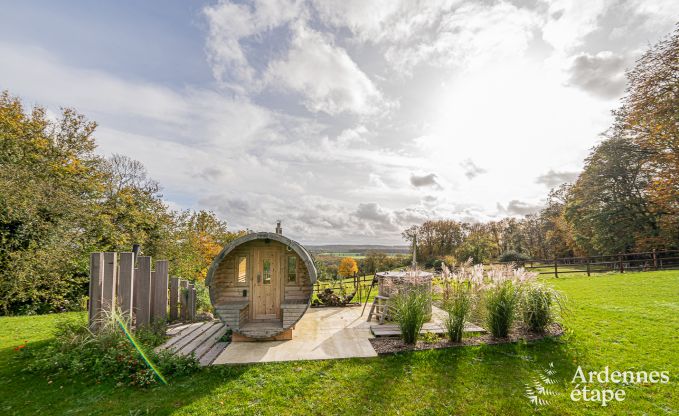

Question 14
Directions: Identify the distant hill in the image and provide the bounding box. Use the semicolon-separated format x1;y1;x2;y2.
306;244;410;255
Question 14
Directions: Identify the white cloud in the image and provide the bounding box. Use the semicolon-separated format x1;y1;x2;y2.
203;0;303;90
265;24;385;115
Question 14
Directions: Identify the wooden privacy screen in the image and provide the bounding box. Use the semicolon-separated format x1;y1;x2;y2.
88;252;197;329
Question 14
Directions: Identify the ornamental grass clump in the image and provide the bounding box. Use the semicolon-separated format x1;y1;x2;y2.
391;287;430;344
442;281;474;342
485;279;521;338
521;283;564;332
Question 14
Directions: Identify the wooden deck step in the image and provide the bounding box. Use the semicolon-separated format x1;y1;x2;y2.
192;325;229;360
177;322;226;357
166;322;192;336
170;321;221;352
156;322;204;351
370;322;486;337
157;322;210;351
199;342;229;366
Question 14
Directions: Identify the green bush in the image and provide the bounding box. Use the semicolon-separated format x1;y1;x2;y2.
443;281;474;342
485;280;520;338
391;288;430;344
521;283;563;332
498;251;530;264
22;313;198;387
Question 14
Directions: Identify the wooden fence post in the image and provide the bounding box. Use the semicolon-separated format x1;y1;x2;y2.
187;284;195;321
169;277;180;321
554;257;559;278
88;253;104;329
188;285;196;321
618;253;624;273
652;249;658;270
102;252;118;312
118;252;135;320
180;280;189;321
586;257;591;277
152;260;169;322
134;256;152;327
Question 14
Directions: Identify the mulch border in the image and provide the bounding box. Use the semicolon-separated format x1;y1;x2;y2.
370;323;564;355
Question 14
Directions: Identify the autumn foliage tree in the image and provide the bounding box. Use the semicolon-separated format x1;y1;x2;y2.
624;26;679;246
0;91;244;315
338;257;358;278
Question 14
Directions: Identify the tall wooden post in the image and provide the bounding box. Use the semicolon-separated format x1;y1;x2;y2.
88;253;104;329
169;277;180;321
102;252;118;311
188;285;196;321
618;253;624;273
118;252;135;320
134;256;152;327
152;260;169;322
180;280;189;321
586;257;591;277
554;257;559;278
652;249;658;270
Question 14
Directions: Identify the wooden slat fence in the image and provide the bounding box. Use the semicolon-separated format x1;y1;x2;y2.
88;251;198;330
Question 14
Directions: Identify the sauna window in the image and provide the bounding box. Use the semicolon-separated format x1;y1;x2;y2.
287;256;297;283
263;259;272;284
237;256;247;285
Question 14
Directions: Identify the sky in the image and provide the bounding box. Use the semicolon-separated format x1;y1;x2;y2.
1;1;677;245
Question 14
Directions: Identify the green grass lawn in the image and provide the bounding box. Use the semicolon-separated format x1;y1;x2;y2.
1;271;677;415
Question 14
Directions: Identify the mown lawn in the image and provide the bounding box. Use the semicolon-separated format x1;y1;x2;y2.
1;271;677;415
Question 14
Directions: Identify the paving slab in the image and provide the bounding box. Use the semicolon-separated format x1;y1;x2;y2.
212;306;378;364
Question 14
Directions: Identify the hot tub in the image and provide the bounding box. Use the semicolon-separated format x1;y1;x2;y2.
376;270;433;318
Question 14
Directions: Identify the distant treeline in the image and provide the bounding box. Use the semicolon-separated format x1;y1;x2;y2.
404;27;679;264
0;92;244;315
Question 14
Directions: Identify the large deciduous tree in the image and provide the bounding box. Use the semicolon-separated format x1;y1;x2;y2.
0;92;103;314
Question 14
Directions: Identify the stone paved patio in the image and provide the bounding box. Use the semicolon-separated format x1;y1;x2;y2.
212;306;377;364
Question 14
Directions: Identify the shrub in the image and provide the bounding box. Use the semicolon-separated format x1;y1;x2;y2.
498;251;530;265
485;280;521;338
521;283;563;332
22;312;198;387
443;281;474;342
391;288;430;344
421;331;439;344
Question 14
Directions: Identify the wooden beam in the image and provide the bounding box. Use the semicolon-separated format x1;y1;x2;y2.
180;280;189;321
152;260;169;322
118;252;135;320
102;252;118;311
187;284;195;321
134;256;152;327
169;277;180;321
88;253;104;330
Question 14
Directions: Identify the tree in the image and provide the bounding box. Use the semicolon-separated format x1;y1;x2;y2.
338;257;358;278
624;26;679;247
565;131;662;254
167;210;244;282
0;91;104;314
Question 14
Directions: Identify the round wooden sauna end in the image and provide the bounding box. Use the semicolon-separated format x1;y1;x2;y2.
205;232;317;339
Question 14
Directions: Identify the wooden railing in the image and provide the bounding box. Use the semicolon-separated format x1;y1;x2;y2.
489;249;679;277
